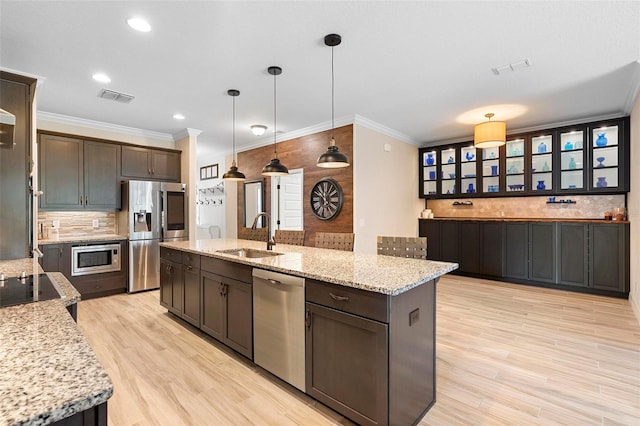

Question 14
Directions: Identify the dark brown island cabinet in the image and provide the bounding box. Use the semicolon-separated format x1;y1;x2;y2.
420;219;630;296
160;248;253;359
159;247;440;426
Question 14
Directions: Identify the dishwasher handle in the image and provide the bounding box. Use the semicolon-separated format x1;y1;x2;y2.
267;278;281;286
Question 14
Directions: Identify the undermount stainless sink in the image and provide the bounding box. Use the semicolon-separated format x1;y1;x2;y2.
217;248;283;258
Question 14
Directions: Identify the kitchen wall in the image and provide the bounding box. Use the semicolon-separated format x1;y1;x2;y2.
37;211;116;240
236;125;353;247
427;194;626;219
353;125;423;254
196;153;226;239
628;92;640;321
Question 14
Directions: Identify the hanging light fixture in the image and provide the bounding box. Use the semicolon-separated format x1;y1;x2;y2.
250;124;267;136
262;66;289;176
317;33;350;168
222;89;246;181
474;113;506;148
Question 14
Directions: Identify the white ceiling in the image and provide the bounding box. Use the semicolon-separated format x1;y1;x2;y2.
1;1;639;157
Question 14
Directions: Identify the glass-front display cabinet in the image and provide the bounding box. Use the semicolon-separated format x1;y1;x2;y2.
480;146;500;194
589;119;627;192
505;136;525;193
421;149;437;196
460;145;477;195
530;133;553;192
557;126;586;192
440;147;457;195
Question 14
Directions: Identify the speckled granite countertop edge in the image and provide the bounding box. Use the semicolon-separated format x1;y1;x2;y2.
38;234;127;245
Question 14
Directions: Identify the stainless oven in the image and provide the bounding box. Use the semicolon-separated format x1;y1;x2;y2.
71;243;121;276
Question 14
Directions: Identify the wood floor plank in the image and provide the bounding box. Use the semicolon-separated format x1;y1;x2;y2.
76;274;640;425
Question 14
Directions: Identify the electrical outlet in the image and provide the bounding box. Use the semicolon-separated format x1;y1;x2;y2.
52;220;60;228
92;219;99;229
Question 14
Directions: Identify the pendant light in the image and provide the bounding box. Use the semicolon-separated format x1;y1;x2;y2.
474;113;506;149
222;89;246;181
317;33;350;168
261;66;289;176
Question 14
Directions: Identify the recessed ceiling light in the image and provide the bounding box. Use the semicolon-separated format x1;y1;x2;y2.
173;113;185;120
92;73;111;83
127;17;151;32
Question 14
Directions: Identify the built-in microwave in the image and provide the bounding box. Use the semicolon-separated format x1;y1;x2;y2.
71;243;121;276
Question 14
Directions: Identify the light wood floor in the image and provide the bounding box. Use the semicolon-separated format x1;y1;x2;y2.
77;275;640;426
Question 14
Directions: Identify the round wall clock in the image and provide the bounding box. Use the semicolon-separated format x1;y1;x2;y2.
310;178;343;220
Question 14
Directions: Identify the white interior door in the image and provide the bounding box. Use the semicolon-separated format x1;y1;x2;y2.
271;168;303;230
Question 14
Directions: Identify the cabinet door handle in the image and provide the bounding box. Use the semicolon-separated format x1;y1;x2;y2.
268;279;281;285
148;168;152;175
186;265;193;270
151;168;155;175
85;196;88;205
329;292;349;302
305;309;311;329
79;195;83;204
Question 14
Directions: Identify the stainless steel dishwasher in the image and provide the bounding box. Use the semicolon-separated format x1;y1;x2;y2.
252;268;306;391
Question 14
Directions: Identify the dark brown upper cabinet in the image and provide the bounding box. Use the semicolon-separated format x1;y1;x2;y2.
121;145;180;182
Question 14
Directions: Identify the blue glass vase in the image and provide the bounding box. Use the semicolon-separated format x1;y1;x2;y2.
596;133;608;147
425;153;435;166
536;180;545;190
596;177;608;188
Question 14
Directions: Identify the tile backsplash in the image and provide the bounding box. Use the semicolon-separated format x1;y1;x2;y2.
37;211;117;239
426;194;626;219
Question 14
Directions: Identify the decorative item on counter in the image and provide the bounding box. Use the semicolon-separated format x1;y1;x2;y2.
491;165;498;176
536;180;546;190
452;201;473;206
542;161;550;172
564;141;573;150
604;211;613;220
568;157;577;170
596;157;605;168
538;141;547;153
613;207;626;221
596;176;608;188
595;133;608;147
548;196;555;202
425;153;435;166
420;209;432;218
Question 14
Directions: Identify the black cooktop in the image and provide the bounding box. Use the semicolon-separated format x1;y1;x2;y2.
0;274;60;308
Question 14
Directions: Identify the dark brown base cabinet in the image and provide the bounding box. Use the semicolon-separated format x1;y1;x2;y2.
51;402;107;426
306;279;436;426
160;250;253;360
39;241;127;299
420;219;629;296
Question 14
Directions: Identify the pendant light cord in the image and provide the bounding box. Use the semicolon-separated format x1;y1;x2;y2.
273;71;277;157
331;43;335;141
232;95;236;162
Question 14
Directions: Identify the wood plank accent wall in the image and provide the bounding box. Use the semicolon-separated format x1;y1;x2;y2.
237;125;353;247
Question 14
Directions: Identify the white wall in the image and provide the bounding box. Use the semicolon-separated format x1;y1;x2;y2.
353;125;424;254
195;153;228;239
628;94;640;322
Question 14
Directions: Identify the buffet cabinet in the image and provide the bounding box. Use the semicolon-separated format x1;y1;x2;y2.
419;116;630;199
419;219;630;296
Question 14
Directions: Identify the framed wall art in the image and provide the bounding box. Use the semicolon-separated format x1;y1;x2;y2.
200;163;219;180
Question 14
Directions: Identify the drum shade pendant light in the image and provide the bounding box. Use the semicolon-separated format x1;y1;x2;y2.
474;113;506;148
317;33;350;168
222;89;246;181
262;66;289;176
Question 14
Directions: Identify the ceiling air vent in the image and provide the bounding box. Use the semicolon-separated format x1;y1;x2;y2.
97;88;135;103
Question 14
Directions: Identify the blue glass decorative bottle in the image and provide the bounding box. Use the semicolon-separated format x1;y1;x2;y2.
596;177;608;188
425;153;434;166
536;180;546;190
538;142;547;153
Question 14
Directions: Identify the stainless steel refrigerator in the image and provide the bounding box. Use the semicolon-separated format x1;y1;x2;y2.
119;181;187;292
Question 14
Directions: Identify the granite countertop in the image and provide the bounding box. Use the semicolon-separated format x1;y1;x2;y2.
419;217;630;224
38;234;127;245
0;259;112;426
161;239;458;296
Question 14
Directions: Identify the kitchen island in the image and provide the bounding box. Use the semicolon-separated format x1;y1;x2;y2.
0;258;113;426
160;238;458;426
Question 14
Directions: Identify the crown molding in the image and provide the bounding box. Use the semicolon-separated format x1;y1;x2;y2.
623;60;640;114
173;128;202;140
421;112;629;148
352;114;417;145
37;111;175;142
0;67;47;87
